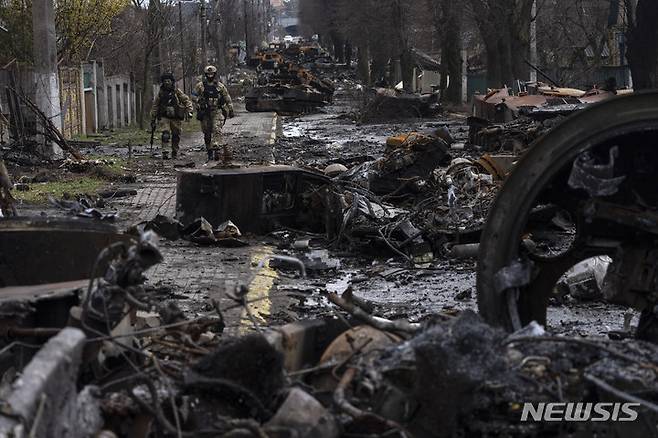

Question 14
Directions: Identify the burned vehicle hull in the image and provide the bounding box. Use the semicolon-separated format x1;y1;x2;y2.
246;47;336;114
0;217;130;287
476;91;658;340
245;85;330;114
360;88;441;121
176;166;340;235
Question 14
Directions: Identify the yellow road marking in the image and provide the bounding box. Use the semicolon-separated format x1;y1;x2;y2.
269;114;278;145
238;247;277;334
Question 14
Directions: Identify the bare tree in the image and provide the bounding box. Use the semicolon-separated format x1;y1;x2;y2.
428;0;464;102
536;0;618;87
467;0;533;88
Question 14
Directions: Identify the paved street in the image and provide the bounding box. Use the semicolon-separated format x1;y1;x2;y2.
109;108;291;334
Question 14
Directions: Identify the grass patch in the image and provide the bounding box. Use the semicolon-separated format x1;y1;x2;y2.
13;176;105;203
93;126;152;146
12;154;134;204
81;119;202;147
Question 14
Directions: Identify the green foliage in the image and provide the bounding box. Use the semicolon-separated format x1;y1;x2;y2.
0;0;33;64
0;0;129;64
56;0;130;63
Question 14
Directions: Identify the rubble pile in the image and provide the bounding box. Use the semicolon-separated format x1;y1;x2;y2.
303;128;513;262
2;257;656;438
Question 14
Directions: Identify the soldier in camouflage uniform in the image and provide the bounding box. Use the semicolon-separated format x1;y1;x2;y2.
151;73;193;159
193;65;235;162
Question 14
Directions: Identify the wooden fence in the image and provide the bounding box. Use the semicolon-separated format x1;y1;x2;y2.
58;67;83;139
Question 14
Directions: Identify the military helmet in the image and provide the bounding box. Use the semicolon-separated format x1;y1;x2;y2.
204;65;218;74
160;72;176;83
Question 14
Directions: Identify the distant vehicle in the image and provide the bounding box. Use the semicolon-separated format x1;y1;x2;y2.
283;35;293;43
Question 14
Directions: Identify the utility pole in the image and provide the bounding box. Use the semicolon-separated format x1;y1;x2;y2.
244;0;250;57
530;0;538;83
178;2;187;92
200;0;208;71
213;1;226;73
32;0;62;158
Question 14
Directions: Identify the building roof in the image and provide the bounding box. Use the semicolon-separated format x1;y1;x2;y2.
410;48;442;72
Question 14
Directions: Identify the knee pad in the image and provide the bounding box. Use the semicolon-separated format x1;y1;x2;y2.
172;131;180;142
161;131;171;143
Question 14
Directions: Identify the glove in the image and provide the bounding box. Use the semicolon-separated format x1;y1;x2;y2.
228;110;235;118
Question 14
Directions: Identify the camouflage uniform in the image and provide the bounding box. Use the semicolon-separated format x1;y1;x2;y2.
192;78;234;161
151;87;193;158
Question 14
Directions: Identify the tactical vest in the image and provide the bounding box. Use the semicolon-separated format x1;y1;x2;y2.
201;80;225;110
158;89;185;120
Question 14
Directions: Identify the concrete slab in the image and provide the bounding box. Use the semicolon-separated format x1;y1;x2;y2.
0;328;101;437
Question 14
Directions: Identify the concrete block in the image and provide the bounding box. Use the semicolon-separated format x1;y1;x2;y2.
0;328;101;438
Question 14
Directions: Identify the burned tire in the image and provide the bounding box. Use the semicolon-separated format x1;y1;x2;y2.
476;91;658;331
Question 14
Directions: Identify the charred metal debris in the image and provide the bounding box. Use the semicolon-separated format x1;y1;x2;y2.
0;256;657;438
246;42;337;114
0;214;657;438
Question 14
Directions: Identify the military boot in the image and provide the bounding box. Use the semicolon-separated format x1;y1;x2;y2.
171;139;179;159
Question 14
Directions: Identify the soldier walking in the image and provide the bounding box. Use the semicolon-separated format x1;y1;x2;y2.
151;73;193;159
193;65;235;162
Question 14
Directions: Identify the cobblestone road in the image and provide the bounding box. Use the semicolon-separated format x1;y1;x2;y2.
112;108;292;333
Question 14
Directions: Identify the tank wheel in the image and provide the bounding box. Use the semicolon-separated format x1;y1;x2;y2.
477;92;658;331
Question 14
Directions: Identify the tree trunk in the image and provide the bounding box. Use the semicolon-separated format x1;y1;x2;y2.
371;45;388;86
139;51;151;129
345;40;353;66
473;0;532;89
400;47;415;92
485;44;501;88
627;0;658;89
357;44;370;84
500;28;515;89
212;1;226;73
441;0;463;103
330;30;345;63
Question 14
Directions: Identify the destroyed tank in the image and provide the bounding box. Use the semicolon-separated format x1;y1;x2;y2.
476;91;658;342
245;64;334;114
